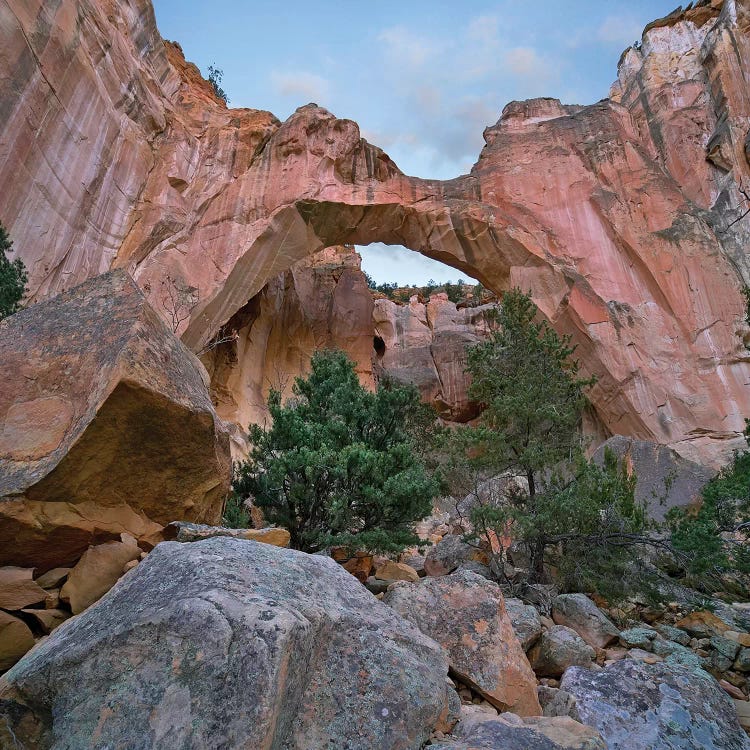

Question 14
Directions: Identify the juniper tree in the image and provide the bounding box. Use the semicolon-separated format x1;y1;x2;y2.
0;222;27;320
233;349;440;553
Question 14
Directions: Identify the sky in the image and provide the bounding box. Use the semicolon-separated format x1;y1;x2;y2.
152;0;678;284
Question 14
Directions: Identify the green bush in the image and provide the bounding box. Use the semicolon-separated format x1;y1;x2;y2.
668;450;750;590
0;222;27;320
233;350;440;553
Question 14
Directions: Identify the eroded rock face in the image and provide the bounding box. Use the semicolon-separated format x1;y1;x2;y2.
0;538;453;749
2;0;750;466
561;659;750;750
0;270;231;570
374;294;498;421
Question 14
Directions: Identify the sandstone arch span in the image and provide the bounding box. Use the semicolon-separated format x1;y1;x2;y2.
3;0;750;465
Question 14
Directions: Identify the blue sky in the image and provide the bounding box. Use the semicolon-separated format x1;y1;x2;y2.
152;0;678;284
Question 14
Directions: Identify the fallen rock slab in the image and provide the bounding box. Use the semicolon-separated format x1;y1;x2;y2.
561;659;750;750
0;538;452;749
552;594;620;649
0;270;231;571
0;568;47;610
33;568;71;590
505;597;543;650
164;521;290;547
60;535;142;614
384;570;541;716
20;608;70;635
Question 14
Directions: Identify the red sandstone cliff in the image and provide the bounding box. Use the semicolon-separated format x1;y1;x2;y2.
2;0;750;466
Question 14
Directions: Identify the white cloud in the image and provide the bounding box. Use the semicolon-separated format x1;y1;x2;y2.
377;26;438;67
504;46;547;78
270;71;330;101
597;15;643;47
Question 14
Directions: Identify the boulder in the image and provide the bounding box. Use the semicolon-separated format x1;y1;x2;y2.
424;535;477;577
432;711;606;749
0;538;452;749
163;521;290;547
529;626;596;678
561;659;750;750
552;594;620;649
619;627;657;651
0;611;35;671
505;598;543;650
676;610;731;639
0;568;47;610
0;271;231;571
60;535;142;614
375;560;420;582
383;570;541;716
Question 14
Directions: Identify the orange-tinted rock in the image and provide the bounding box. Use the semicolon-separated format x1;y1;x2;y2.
375;560;420;583
384;570;542;716
0;611;35;670
676;610;731;638
60;535;142;614
374;294;498;421
0;270;230;571
33;568;71;590
2;0;750;467
0;568;47;611
163;521;290;547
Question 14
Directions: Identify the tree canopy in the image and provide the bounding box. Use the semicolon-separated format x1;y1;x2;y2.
0;222;27;320
233;349;440;553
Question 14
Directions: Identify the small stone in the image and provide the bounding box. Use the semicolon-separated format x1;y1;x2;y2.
734;648;750;673
44;588;61;610
654;623;691;646
619;627;656;651
725;631;750;648
626;648;663;665
529;625;596;678
719;680;746;701
552;594;620;649
34;568;71;590
374;560;419;582
122;559;139;574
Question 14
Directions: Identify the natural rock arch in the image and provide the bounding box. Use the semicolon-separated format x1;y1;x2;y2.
3;0;750;465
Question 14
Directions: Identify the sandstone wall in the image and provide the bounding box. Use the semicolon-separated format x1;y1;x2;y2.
2;0;750;465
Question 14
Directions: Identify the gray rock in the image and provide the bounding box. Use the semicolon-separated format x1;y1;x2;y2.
0;538;452;749
432;712;606;749
529;625;596;678
537;686;582;721
592;435;713;521
712;635;742;672
654;622;691;646
735;647;750;672
561;659;750;750
552;594;620;649
619;627;657;651
505;597;543;650
424;534;475;576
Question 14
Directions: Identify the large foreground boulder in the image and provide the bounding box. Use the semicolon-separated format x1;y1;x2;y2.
383;570;541;716
560;659;750;750
0;271;231;570
0;538;452;749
